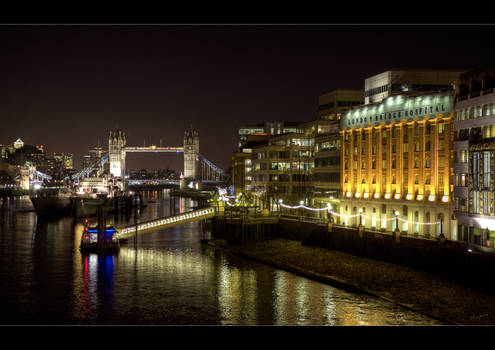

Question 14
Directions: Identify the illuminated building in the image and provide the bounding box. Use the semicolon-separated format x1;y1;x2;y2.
453;66;495;246
231;135;269;195
318;89;364;119
250;132;313;209
0;145;13;159
13;138;24;150
340;90;456;238
235;90;363;211
183;125;199;179
108;129;126;179
311;89;364;216
82;146;106;176
365;69;464;105
237;121;299;149
65;154;73;169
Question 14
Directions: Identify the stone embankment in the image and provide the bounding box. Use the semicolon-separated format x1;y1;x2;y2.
208;238;495;325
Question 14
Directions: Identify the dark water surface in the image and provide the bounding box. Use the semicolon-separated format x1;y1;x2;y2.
0;192;443;325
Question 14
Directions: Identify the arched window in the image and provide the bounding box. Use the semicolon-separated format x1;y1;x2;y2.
414;211;419;234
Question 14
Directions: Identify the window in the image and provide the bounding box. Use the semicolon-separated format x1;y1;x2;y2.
483;191;490;215
425;175;431;185
415;175;419;184
473;191;479;214
425;141;431;152
415;142;420;152
438;123;445;134
483;151;490;188
425;157;431;168
473;152;479;189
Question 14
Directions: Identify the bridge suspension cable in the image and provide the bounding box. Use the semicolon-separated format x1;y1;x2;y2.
69;152;109;181
197;152;228;180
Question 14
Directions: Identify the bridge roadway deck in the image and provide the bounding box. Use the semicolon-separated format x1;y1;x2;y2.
115;207;216;239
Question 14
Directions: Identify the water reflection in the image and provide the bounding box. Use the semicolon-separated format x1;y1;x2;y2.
0;194;442;325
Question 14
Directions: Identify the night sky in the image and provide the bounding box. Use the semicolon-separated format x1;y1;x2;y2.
2;24;495;173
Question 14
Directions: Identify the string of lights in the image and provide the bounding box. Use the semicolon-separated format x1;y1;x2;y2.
219;194;442;226
278;201;441;225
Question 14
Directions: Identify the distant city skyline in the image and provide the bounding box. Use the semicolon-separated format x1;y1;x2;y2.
2;23;495;172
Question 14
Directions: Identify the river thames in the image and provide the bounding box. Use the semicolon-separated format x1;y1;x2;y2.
0;191;443;325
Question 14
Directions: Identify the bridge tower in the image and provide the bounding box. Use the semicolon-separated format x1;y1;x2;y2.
108;129;126;179
183;124;199;180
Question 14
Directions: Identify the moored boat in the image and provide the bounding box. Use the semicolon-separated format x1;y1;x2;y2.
30;191;76;218
80;222;120;254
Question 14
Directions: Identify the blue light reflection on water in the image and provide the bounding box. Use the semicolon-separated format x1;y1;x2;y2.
0;193;443;325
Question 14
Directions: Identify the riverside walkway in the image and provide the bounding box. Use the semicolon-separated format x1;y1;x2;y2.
115;207;216;239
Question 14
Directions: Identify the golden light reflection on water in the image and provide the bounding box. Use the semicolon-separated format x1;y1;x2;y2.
217;260;258;325
64;192;440;325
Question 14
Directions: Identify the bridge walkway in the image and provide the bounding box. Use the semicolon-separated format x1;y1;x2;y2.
115;207;216;239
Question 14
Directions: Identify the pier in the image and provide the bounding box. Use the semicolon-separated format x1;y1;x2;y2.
115;207;216;239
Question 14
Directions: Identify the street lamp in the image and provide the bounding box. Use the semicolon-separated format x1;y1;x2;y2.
358;208;363;226
327;203;332;224
394;210;400;231
439;213;445;240
393;210;401;242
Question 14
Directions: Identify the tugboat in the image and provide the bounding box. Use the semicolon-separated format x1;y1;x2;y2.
80;207;120;254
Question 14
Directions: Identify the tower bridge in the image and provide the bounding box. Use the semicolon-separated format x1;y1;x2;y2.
67;125;228;188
